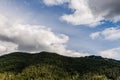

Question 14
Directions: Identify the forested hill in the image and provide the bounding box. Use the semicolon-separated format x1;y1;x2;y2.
0;51;120;80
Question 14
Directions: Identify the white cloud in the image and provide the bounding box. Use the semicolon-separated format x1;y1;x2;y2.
99;47;120;60
0;14;88;57
43;0;70;5
0;45;7;53
90;27;120;41
43;0;120;27
61;0;102;27
0;14;7;26
90;32;100;39
0;41;18;55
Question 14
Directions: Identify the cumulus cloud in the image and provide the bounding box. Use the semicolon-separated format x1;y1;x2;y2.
43;0;120;27
61;0;102;27
99;47;120;60
90;27;120;41
0;14;88;57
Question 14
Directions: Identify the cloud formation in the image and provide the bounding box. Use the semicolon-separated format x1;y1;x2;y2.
0;14;88;57
99;47;120;60
90;27;120;41
43;0;120;27
43;0;70;5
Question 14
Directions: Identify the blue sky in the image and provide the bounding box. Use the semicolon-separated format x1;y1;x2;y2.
0;0;120;59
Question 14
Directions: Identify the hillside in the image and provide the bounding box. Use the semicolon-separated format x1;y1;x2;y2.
0;52;120;80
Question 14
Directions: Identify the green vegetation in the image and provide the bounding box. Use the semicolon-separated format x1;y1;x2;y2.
0;51;120;80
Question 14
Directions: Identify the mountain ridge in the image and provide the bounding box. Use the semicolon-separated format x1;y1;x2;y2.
0;51;120;80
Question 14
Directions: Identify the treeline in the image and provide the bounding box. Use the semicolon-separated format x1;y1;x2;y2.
0;52;120;80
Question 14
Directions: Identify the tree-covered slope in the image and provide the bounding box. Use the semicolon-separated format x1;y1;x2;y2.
0;51;120;80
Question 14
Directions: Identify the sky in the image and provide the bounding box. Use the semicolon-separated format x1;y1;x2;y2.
0;0;120;60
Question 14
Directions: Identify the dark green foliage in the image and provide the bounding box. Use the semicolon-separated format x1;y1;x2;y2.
0;51;120;80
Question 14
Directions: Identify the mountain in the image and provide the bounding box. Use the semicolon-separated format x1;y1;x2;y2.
0;51;120;80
